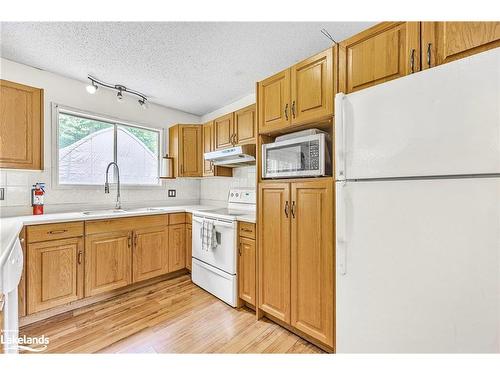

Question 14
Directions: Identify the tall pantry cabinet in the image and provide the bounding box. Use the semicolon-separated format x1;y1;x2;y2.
258;179;334;347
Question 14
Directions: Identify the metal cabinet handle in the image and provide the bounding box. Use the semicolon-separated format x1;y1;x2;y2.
77;251;83;265
134;234;138;248
284;201;290;218
291;201;296;219
410;49;415;73
284;103;289;121
48;229;67;235
291;100;296;119
211;161;214;171
180;164;184;174
128;234;132;248
241;228;252;232
238;244;242;256
427;43;432;68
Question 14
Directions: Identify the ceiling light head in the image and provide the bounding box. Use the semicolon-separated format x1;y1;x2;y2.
86;81;98;94
116;90;123;102
138;98;148;109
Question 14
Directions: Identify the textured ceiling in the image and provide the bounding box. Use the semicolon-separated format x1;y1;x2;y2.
0;22;375;115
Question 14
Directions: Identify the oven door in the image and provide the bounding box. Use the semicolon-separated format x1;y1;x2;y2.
262;134;327;178
192;216;237;275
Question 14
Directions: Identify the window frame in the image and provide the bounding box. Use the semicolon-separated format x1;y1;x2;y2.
52;103;163;189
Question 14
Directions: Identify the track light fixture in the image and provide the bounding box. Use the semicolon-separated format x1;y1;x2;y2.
86;75;148;108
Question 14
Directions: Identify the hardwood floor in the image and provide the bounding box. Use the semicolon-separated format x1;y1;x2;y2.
19;274;323;354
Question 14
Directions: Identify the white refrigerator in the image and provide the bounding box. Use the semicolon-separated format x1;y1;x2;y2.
334;48;500;353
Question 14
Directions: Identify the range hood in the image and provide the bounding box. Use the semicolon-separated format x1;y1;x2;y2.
204;144;256;167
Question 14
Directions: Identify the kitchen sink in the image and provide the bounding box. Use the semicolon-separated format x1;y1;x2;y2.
82;209;128;216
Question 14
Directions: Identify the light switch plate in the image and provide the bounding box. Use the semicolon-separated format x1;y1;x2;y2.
168;189;176;197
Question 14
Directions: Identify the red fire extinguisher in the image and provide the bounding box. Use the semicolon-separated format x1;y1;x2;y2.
31;182;45;215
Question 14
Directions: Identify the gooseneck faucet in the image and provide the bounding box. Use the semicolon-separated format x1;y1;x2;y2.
104;162;121;209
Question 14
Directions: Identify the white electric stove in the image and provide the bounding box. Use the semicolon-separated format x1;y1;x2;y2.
191;188;256;307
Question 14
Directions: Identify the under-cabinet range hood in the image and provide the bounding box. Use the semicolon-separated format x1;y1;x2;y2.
204;144;256;167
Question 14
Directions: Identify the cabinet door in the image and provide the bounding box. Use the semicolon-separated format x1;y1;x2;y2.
0;80;43;170
234;104;256;145
27;237;84;314
291;48;334;125
186;223;192;272
258;182;291;323
339;22;420;93
421;22;500;70
202;121;215;176
214;113;234;149
132;226;169;283
85;231;132;297
168;224;186;272
238;236;256;306
179;125;202;177
258;69;291;133
290;179;334;347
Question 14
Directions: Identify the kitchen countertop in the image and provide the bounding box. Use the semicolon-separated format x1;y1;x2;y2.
0;205;256;271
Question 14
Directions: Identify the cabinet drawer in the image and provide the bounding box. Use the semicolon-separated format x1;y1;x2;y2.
239;222;256;239
169;212;187;225
27;221;84;243
86;215;168;235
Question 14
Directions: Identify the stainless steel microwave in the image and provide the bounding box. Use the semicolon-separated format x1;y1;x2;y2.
262;133;331;179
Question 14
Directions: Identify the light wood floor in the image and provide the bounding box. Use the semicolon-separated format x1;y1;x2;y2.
20;274;323;354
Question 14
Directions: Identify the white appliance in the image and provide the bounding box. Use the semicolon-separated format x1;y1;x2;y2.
1;238;24;353
191;189;256;307
335;48;500;353
204;144;256;167
262;130;331;179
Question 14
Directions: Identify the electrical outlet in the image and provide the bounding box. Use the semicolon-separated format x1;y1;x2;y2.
168;189;176;198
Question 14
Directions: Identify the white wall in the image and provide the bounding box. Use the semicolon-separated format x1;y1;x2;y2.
200;93;255;123
0;58;202;216
199;93;257;205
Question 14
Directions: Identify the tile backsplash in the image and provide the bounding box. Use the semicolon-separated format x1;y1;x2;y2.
200;166;256;205
0;167;201;216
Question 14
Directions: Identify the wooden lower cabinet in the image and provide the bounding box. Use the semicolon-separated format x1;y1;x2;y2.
27;237;84;314
290;179;334;347
168;224;186;272
258;183;291;323
185;223;192;271
238;235;256;306
132;226;169;283
85;231;132;297
258;179;334;347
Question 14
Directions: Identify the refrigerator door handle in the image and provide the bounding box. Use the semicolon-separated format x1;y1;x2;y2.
335;93;346;180
336;181;348;275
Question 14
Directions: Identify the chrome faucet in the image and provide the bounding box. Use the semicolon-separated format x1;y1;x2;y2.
104;162;121;209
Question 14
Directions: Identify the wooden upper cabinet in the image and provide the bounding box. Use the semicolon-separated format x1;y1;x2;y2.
290;179;334;347
169;124;202;178
291;48;334;125
27;237;84;314
202;121;232;177
202;121;215;176
338;22;420;93
258;182;291;323
179;125;202;177
168;224;186;272
238;235;256;306
258;69;291;133
0;80;43;170
214;113;235;149
234;104;256;145
85;231;132;297
132;226;169;283
421;22;500;70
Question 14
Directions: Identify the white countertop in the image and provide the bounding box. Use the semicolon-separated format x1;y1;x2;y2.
0;204;256;271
